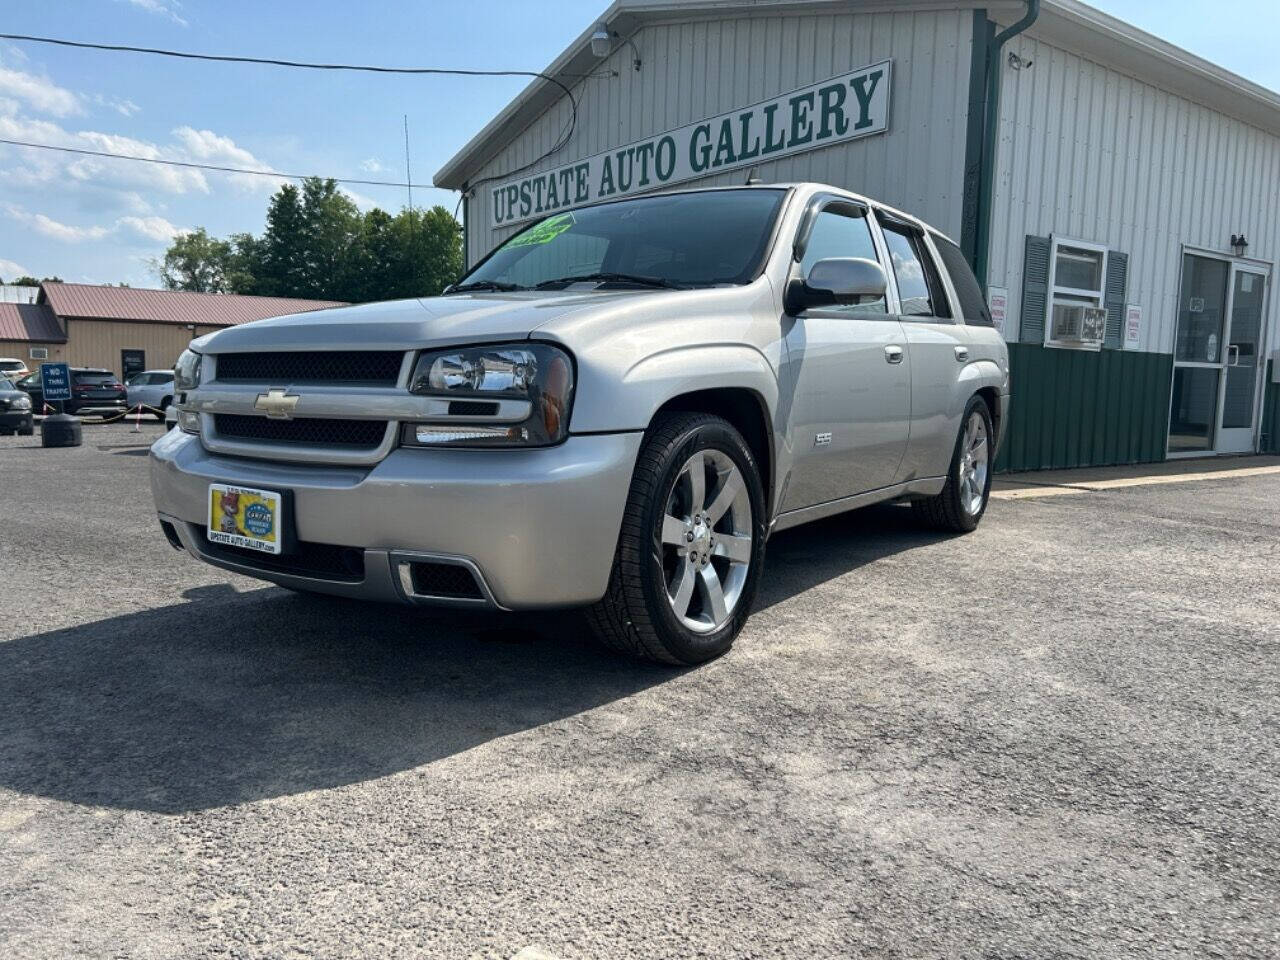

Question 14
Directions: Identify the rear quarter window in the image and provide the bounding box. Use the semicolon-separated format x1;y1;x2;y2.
933;236;992;325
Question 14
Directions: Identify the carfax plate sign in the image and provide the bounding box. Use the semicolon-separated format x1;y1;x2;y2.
40;362;71;402
207;483;283;554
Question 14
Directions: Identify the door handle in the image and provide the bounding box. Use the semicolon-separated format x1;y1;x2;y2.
954;346;970;362
1227;344;1240;367
885;345;904;364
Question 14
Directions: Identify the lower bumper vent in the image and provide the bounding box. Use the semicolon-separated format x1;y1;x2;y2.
407;561;484;600
202;530;366;582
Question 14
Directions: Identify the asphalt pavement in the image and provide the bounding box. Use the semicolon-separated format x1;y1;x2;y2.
1;422;1276;959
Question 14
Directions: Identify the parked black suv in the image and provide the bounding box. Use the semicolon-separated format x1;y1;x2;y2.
16;367;128;415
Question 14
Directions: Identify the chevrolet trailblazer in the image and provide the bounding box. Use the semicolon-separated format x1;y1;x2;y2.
150;184;1009;664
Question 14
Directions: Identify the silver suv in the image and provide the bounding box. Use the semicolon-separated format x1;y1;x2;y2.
150;184;1008;664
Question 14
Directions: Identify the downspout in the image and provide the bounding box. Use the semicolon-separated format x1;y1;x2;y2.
974;0;1040;289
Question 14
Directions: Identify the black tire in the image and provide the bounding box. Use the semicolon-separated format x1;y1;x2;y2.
18;425;34;436
913;394;994;533
155;397;172;421
585;412;768;665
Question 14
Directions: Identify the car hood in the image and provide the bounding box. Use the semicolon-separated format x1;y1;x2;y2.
192;291;659;354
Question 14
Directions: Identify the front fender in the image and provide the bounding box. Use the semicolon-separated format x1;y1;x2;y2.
567;342;781;434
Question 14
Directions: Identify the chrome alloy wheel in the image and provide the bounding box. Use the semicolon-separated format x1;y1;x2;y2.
660;449;754;634
958;410;990;516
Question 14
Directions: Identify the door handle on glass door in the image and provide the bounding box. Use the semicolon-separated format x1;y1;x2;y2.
885;345;904;364
1227;344;1240;366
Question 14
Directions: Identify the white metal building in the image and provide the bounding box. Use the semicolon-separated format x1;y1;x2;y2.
436;0;1280;469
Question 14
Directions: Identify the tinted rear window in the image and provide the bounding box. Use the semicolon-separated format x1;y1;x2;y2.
933;237;991;325
74;372;117;385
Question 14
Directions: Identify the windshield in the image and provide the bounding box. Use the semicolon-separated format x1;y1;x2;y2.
0;362;24;373
459;189;786;291
0;378;13;390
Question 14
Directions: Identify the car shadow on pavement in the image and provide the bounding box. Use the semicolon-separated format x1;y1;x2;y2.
0;585;675;814
754;502;950;611
0;503;943;815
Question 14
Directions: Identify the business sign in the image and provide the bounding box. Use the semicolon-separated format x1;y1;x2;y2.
1124;303;1142;348
40;362;71;402
987;286;1009;337
489;60;893;229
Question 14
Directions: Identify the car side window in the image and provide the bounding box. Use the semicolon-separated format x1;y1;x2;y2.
798;208;887;315
878;221;952;319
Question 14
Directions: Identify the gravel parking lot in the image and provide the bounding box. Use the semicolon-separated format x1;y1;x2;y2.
1;422;1277;959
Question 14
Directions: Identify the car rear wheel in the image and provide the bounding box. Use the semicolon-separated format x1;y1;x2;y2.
586;412;767;665
912;394;994;533
155;396;172;420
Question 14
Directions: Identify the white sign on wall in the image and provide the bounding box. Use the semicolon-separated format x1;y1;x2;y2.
487;60;893;229
1124;304;1142;349
987;286;1009;337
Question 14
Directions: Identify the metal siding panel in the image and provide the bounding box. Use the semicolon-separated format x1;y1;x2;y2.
990;32;1280;365
464;9;973;259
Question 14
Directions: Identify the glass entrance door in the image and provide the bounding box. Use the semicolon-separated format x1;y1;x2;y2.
1169;253;1270;456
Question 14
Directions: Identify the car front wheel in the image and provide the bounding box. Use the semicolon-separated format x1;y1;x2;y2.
586;412;767;665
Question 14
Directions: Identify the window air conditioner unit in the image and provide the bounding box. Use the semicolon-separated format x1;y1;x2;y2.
1051;304;1107;344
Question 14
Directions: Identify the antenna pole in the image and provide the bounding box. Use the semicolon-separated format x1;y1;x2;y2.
403;114;413;212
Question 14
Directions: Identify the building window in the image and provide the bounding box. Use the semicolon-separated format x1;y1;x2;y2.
1046;237;1109;349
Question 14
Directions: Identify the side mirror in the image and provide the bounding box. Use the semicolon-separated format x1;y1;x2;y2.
785;257;887;314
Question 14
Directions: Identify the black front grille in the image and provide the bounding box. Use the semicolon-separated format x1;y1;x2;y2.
203;531;366;582
215;351;403;385
409;561;484;600
214;414;387;447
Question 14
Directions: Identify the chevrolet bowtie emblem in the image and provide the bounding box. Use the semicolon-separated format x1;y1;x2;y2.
254;389;300;419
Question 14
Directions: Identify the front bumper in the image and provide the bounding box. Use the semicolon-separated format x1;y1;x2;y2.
0;410;33;430
149;429;642;609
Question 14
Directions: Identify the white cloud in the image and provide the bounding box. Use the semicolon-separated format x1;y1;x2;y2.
360;158;384;173
171;126;285;192
92;94;142;118
0;65;82;118
5;204;183;245
5;205;111;242
120;0;188;27
118;215;182;243
0;257;30;279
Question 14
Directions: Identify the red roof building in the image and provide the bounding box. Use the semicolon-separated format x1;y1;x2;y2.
0;282;342;378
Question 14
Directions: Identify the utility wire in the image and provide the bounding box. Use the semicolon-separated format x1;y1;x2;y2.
0;32;581;192
0;137;425;188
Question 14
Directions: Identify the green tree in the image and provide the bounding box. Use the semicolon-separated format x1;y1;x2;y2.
157;228;236;293
156;177;464;302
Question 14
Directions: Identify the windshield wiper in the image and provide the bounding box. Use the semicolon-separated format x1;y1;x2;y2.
444;280;526;294
534;272;685;290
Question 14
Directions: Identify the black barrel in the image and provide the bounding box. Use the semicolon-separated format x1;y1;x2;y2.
41;413;82;448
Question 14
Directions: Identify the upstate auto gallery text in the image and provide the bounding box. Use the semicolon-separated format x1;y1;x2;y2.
488;60;892;228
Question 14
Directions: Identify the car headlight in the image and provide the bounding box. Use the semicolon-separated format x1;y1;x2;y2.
177;409;201;435
11;394;31;411
405;343;574;447
174;349;202;391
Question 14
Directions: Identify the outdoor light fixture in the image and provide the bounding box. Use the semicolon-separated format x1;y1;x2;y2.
1231;234;1249;257
589;24;642;70
590;26;612;58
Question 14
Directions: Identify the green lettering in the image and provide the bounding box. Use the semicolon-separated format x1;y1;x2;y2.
689;123;712;172
598;155;616;196
655;136;677;180
787;92;814;148
762;104;786;154
851;70;884;130
817;82;849;139
712;118;737;167
736;111;761;161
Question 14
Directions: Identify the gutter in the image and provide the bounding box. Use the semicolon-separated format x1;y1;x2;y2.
973;0;1040;289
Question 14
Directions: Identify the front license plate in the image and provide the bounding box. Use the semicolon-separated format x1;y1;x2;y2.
207;483;283;555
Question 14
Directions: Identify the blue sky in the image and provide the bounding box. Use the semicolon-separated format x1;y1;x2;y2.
1;0;1277;287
